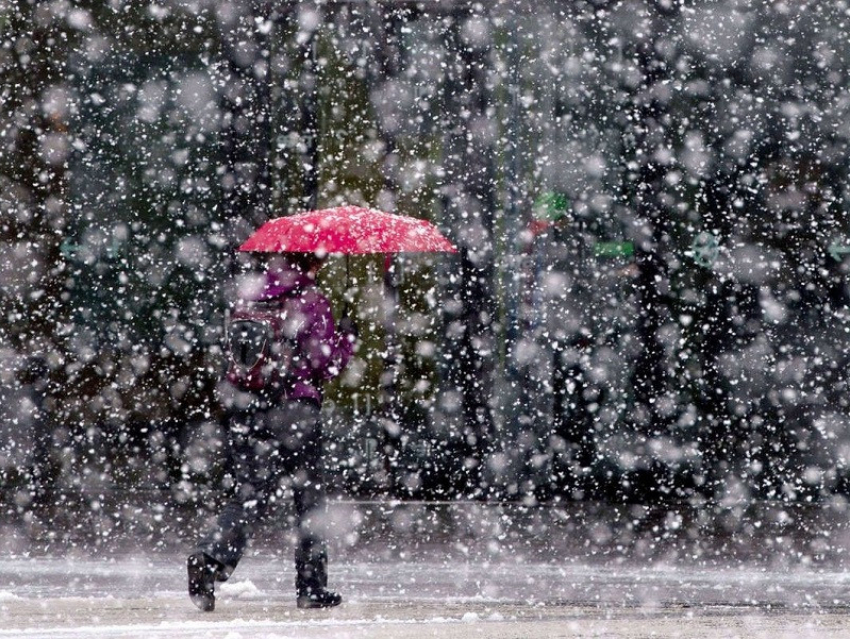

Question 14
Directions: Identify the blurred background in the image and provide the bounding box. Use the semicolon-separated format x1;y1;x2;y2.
4;0;850;551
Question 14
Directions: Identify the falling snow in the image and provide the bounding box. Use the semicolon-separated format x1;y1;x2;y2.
4;0;850;636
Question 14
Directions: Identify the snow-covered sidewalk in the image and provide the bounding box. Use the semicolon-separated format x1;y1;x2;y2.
2;554;850;638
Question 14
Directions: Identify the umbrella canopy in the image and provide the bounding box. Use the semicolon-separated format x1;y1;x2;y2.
238;205;457;255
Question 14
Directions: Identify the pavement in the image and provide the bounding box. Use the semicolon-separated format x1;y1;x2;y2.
3;500;850;637
2;553;850;638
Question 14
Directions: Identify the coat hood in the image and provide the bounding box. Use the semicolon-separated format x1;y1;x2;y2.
255;258;315;301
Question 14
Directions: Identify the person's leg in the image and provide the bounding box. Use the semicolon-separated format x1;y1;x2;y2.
190;407;275;610
271;399;341;608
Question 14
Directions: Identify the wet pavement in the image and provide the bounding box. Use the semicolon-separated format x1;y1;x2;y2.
3;500;850;637
2;551;850;637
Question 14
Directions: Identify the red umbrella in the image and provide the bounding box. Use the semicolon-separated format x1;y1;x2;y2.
238;205;454;425
238;205;457;255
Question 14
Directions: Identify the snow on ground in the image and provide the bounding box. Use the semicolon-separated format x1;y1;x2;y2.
2;553;850;638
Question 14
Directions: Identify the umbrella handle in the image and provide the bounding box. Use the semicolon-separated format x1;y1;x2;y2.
342;254;352;319
343;254;354;312
383;254;403;287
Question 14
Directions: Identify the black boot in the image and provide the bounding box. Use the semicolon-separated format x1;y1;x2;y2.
296;547;342;609
187;552;222;612
297;588;343;609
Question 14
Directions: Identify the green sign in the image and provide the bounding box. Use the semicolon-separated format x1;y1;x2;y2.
691;232;720;268
594;241;634;258
60;239;80;259
829;241;850;262
533;191;571;222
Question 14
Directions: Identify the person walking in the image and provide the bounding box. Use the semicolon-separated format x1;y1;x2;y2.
187;253;356;611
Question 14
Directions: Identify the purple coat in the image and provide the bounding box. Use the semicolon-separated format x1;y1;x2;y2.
246;261;354;404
